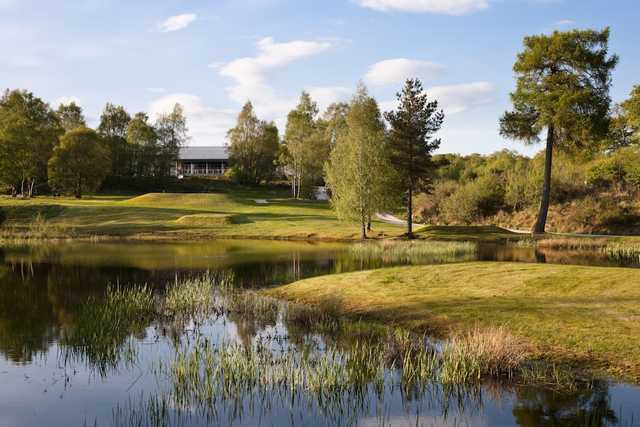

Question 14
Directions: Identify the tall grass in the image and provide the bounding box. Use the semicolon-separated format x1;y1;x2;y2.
349;240;477;264
440;327;526;383
536;237;640;261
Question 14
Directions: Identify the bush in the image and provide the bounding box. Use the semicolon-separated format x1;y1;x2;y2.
440;175;505;224
414;180;458;223
0;208;6;227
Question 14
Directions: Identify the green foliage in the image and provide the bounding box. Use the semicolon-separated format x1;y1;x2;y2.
227;101;280;185
283;92;330;198
440;175;505;224
48;127;111;198
587;147;640;190
385;79;444;235
0;89;63;195
56;102;86;131
324;85;397;238
500;28;618;233
97;103;132;177
155;103;188;177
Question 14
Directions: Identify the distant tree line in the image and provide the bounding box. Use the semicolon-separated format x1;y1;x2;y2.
0;90;187;198
2;27;638;235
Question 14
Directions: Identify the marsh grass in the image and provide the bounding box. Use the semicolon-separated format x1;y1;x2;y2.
0;212;73;241
350;240;477;264
441;327;527;383
63;272;234;373
63;284;155;373
536;237;640;261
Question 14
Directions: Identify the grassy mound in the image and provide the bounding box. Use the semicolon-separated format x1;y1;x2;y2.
267;262;640;382
175;213;251;226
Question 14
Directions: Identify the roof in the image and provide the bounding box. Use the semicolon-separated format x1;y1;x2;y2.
179;146;228;161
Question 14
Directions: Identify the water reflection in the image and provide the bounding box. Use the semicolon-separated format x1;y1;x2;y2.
0;240;638;426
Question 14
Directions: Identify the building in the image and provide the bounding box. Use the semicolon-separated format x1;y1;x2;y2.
174;146;229;177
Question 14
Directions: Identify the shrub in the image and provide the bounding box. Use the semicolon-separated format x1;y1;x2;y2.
440;175;505;224
414;180;458;223
0;208;5;227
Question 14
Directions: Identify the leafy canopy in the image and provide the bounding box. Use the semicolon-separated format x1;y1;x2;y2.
500;28;618;149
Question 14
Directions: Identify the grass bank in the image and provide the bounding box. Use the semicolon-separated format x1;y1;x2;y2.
0;191;402;241
267;262;640;382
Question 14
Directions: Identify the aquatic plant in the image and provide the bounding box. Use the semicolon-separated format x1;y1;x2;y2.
440;327;526;383
349;240;477;264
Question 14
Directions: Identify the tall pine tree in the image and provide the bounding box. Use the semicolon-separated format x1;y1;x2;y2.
385;79;444;238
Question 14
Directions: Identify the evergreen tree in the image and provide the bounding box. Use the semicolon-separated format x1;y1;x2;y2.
500;28;618;233
384;79;444;237
325;85;395;239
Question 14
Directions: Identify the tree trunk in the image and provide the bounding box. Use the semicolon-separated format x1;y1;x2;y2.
367;216;372;232
533;125;554;234
407;186;413;238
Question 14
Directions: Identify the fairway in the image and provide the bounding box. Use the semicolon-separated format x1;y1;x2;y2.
268;261;640;381
0;191;403;240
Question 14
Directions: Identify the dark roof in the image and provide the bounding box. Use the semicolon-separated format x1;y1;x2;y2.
179;146;228;161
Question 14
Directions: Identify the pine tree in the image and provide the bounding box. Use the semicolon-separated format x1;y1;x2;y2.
500;28;618;233
384;79;444;238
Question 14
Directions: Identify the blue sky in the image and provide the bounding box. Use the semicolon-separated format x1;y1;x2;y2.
1;0;638;155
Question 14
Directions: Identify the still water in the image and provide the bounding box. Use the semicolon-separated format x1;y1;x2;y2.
0;240;638;426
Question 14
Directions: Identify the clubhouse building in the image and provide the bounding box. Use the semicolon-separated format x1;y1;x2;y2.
174;146;229;177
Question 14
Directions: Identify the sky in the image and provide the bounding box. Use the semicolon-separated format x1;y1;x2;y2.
1;0;639;156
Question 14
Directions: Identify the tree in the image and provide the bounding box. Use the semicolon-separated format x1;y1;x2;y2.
283;92;329;198
48;128;111;198
227;102;279;184
56;102;86;132
325;85;395;239
384;79;444;237
617;85;640;145
97;103;131;177
500;28;618;234
0;89;62;196
127;112;158;177
322;102;349;147
155;103;188;177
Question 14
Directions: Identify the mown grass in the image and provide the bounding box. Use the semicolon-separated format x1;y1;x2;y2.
267;262;640;382
0;191;403;241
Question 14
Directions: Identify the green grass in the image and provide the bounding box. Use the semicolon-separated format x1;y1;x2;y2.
267;262;640;382
0;190;402;241
349;240;477;264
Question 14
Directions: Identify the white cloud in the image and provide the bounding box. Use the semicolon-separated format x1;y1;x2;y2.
307;86;352;114
149;93;236;146
429;82;496;114
364;58;444;86
158;13;197;32
54;96;81;107
554;19;576;26
357;0;489;15
380;81;496;115
218;37;332;118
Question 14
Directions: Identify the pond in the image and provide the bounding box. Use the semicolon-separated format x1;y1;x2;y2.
0;239;638;427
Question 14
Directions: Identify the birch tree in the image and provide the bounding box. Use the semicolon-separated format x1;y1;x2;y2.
325;85;394;239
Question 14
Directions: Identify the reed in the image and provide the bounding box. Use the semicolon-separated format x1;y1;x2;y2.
349;240;477;264
440;327;526;383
